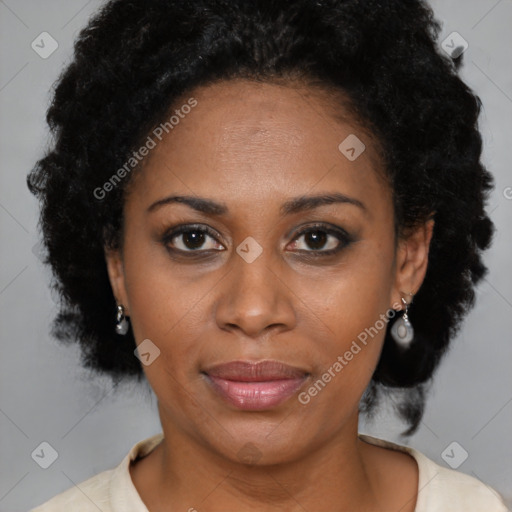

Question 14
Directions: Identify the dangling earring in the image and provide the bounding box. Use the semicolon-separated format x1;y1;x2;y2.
115;304;129;335
391;294;414;349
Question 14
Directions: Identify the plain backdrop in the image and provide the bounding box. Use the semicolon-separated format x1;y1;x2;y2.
1;0;511;510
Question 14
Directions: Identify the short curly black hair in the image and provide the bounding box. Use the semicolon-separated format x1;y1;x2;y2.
28;0;495;436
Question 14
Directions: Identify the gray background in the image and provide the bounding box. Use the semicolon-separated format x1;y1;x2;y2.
1;0;511;510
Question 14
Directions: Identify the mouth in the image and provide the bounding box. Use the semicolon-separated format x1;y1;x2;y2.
201;360;310;411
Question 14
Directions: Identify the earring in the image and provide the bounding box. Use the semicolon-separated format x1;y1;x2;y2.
390;294;414;349
115;304;129;335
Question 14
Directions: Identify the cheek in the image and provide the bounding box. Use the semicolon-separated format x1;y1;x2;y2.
120;237;213;379
122;225;204;333
126;276;209;372
300;243;393;387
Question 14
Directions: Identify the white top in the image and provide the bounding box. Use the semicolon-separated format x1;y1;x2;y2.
29;432;510;512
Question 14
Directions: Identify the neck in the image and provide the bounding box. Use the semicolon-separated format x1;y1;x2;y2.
147;411;382;511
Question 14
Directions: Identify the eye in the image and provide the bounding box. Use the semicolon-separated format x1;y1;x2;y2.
287;224;351;255
161;222;352;257
162;224;225;252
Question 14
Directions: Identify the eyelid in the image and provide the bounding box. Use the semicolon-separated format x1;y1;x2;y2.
162;223;226;249
287;222;352;253
290;222;351;241
161;221;352;255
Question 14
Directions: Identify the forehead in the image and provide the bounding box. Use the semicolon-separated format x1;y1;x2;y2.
127;79;391;219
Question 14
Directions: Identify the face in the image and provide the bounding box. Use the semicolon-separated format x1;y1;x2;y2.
106;79;433;464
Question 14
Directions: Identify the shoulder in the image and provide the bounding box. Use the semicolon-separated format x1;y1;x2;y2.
358;433;510;512
28;468;114;512
28;433;164;512
414;460;510;512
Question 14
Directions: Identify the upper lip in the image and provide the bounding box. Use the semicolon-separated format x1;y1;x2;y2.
203;360;309;382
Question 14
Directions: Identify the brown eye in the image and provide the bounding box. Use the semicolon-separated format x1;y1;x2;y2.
288;224;352;255
163;225;224;252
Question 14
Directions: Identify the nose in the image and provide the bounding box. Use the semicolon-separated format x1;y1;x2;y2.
214;248;297;339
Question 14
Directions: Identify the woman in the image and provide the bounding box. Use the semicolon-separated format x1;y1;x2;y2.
27;0;509;510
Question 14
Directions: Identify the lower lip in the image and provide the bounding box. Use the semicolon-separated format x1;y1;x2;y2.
204;374;309;410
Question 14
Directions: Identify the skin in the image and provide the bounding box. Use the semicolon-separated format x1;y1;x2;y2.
105;79;434;512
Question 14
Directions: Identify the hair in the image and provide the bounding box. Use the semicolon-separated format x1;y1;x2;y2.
27;0;495;436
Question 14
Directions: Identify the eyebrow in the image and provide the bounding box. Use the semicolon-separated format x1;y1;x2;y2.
147;192;367;217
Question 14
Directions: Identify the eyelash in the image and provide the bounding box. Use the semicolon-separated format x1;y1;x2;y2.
161;223;353;258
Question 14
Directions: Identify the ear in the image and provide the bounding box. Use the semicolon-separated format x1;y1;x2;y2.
104;246;130;315
390;216;435;309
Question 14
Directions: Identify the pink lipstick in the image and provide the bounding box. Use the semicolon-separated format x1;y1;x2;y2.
202;360;309;410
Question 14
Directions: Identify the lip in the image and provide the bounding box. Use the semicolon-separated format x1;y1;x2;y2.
202;360;310;411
